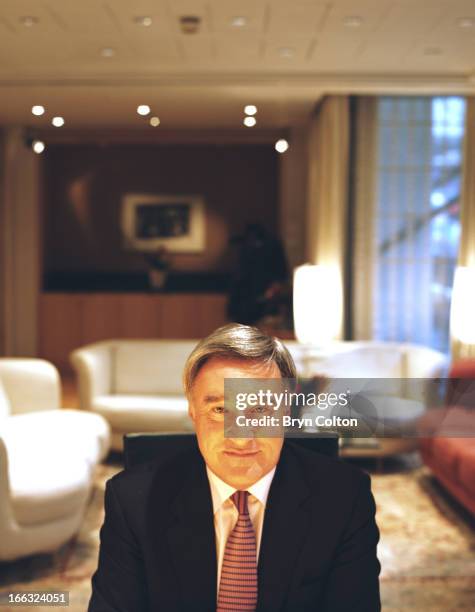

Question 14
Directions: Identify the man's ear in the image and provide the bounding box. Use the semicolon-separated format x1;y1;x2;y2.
188;397;196;422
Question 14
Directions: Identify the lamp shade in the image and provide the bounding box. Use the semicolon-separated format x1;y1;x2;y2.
293;264;342;345
450;266;475;344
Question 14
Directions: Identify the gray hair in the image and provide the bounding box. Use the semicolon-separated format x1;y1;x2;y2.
183;323;297;396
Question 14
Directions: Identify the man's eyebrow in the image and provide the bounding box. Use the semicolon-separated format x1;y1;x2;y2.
203;394;224;403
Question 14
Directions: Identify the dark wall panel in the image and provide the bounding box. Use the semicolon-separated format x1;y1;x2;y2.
42;143;279;275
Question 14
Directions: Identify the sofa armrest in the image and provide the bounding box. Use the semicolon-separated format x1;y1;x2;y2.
70;344;113;411
400;346;448;406
0;359;61;414
0;437;13;526
403;345;448;379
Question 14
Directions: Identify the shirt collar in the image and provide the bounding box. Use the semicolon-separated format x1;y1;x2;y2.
206;465;276;514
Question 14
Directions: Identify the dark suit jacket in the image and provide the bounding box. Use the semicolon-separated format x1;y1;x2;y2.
89;443;381;612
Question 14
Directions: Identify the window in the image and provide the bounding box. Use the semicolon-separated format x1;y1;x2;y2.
354;96;465;353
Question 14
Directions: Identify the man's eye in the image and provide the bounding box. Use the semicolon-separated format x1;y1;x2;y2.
251;404;273;414
212;406;225;414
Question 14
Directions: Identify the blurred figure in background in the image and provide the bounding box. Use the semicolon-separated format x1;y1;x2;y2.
227;223;290;327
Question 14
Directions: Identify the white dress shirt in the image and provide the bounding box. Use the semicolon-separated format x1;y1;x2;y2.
206;466;276;592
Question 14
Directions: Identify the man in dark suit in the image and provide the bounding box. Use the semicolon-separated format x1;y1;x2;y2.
89;324;381;611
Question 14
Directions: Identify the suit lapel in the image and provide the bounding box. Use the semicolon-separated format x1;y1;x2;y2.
257;444;311;612
148;451;217;612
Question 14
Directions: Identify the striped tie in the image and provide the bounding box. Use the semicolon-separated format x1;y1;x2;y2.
217;490;258;612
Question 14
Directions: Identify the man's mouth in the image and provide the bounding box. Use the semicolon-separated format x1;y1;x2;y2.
223;450;260;457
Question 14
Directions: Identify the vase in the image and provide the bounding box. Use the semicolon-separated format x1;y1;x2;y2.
148;269;168;290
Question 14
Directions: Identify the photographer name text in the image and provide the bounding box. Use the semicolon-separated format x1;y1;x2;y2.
235;414;358;428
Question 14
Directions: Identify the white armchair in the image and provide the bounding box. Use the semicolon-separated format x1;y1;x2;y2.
0;358;110;561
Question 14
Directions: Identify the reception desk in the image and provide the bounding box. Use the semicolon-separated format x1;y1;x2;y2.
39;292;228;373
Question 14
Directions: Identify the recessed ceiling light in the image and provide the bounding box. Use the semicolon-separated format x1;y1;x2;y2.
52;116;65;127
101;47;116;58
279;47;295;58
424;47;442;55
275;139;289;154
458;17;474;28
137;104;151;116
31;105;45;116
32;140;45;154
231;16;247;27
180;15;201;34
20;16;39;27
134;16;152;27
343;16;363;28
150;116;160;127
244;105;257;116
243;116;256;127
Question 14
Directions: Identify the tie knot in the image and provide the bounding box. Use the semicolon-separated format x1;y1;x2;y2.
232;490;249;515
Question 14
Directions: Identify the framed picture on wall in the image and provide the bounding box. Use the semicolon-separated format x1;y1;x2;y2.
121;194;206;253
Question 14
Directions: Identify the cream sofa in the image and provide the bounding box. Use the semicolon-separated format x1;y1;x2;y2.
286;340;447;459
0;358;110;560
71;340;197;450
71;338;447;452
284;340;447;382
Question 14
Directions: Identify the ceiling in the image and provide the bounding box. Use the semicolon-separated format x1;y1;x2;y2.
1;0;475;128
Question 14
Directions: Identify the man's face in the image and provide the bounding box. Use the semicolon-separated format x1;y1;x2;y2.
188;357;284;489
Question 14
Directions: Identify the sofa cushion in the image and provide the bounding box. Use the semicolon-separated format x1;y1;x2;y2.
1;409;110;466
428;433;475;498
429;437;463;476
0;379;11;420
92;394;194;433
316;347;404;378
114;341;198;394
308;347;405;399
6;440;92;526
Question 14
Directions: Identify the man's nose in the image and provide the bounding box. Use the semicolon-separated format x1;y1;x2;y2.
226;436;258;449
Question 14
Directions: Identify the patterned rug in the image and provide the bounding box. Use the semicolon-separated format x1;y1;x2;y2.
372;456;475;611
0;454;474;611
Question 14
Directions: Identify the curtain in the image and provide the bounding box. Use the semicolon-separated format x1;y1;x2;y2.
451;97;475;360
0;129;6;355
352;97;378;340
306;95;350;340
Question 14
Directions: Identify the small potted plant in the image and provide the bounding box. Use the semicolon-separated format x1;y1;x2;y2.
144;246;171;290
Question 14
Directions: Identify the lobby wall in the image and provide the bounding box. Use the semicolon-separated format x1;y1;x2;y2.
0;131;306;358
42;143;280;279
0;128;40;356
279;125;308;270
